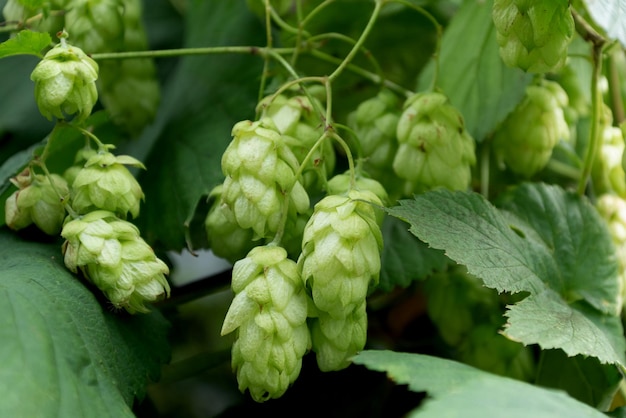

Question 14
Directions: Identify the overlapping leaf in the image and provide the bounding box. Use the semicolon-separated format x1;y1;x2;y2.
386;183;625;366
353;350;608;418
0;230;170;417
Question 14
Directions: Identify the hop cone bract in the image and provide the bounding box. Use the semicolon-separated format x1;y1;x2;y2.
493;0;575;73
221;245;310;402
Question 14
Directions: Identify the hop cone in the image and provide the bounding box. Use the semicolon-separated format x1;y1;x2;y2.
258;93;335;192
96;0;160;133
393;91;476;195
298;190;383;370
205;185;257;264
347;89;402;198
596;194;626;310
493;0;574;73
64;0;125;53
30;40;99;122
61;210;170;313
5;170;69;235
493;79;570;177
592;106;626;197
221;245;310;402
221;119;310;240
70;150;145;219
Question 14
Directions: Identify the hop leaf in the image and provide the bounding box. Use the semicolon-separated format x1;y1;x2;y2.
70;150;146;219
221;119;310;240
61;210;170;314
393;91;476;194
493;79;570;177
221;245;310;402
30;39;99;122
493;0;575;73
5;170;69;235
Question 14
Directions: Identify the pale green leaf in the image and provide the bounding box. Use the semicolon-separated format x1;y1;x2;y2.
0;230;170;417
353;350;608;418
0;30;51;59
417;0;532;141
386;183;625;366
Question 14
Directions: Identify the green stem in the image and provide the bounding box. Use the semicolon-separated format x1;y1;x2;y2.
90;45;294;61
328;0;382;82
480;141;490;199
257;0;275;108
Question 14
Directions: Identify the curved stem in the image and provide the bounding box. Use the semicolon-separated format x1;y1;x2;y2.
328;0;383;82
90;45;294;61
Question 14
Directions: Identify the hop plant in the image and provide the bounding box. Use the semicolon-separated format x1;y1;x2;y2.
70;149;145;219
347;88;402;198
257;93;335;192
393;91;476;195
30;37;99;122
5;169;69;235
220;119;310;240
493;79;570;177
221;245;310;402
492;0;575;73
61;210;170;313
298;189;383;370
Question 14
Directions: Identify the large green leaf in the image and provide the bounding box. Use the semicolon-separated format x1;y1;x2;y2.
131;0;264;252
0;230;170;417
353;350;608;418
417;0;532;141
386;183;625;366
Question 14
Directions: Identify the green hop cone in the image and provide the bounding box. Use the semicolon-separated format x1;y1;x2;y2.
64;0;125;54
96;0;161;133
221;119;310;240
298;189;383;370
493;0;574;73
70;149;145;219
393;91;476;195
5;169;69;235
257;93;335;193
30;39;99;122
61;210;170;313
309;301;368;372
347;89;402;199
493;79;570;177
596;194;626;310
592;106;626;197
221;245;310;402
205;185;257;264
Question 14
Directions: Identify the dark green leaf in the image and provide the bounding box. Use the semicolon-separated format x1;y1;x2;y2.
0;30;51;59
417;0;532;141
131;0;264;252
353;350;608;418
0;230;170;417
535;350;622;411
386;183;625;366
378;215;450;291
